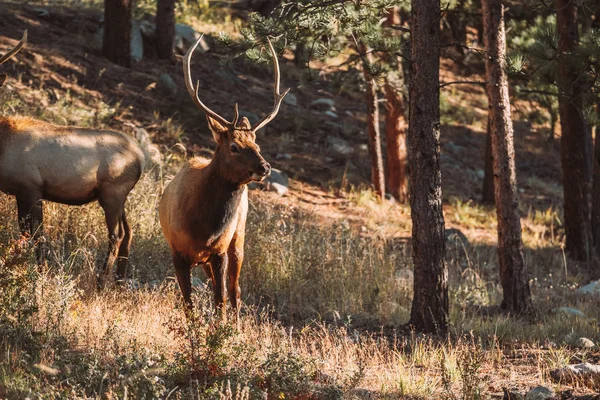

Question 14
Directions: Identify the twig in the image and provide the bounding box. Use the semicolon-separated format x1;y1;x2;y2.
439;80;486;88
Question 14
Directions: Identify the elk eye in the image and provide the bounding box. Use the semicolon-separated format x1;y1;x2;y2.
230;143;240;154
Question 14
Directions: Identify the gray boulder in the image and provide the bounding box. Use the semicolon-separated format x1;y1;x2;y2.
131;22;144;62
310;98;335;111
576;337;596;349
576;279;600;295
326;136;354;156
283;92;297;107
175;24;209;53
554;307;587;318
550;363;600;385
158;73;177;97
524;386;555;400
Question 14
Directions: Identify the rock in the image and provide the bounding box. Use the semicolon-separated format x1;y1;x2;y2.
476;169;485;179
310;98;336;111
384;193;396;203
358;144;368;151
324;110;338;118
445;228;469;246
276;153;292;160
158;73;177;96
239;110;260;125
555;307;587;318
283;92;297;107
326;136;354;156
125;279;141;290
148;279;161;289
174;24;209;53
503;387;524;400
138;20;155;37
576;337;596;349
268;182;288;196
576;280;600;295
550;363;600;385
131;22;144;62
192;277;207;290
33;7;50;18
524;386;555;400
267;168;289;187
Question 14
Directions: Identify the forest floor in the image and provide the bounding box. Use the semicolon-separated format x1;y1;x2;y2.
0;1;599;399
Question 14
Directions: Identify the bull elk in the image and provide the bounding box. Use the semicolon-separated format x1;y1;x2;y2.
159;36;289;321
0;31;147;281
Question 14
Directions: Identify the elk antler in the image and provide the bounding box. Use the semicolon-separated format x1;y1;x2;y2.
251;37;290;133
0;30;27;66
183;34;236;128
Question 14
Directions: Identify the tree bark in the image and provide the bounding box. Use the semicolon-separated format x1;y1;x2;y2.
592;119;600;255
482;0;532;314
408;0;448;334
556;0;592;261
103;0;132;67
384;7;409;203
361;44;385;198
156;0;176;60
482;116;495;204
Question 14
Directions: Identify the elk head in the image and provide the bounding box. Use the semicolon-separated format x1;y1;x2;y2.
183;35;289;185
0;31;27;88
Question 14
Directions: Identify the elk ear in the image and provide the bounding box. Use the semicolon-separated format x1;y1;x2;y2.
238;117;252;130
206;115;228;143
0;74;6;88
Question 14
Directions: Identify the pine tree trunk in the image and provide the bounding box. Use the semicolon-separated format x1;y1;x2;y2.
556;0;592;261
362;45;385;198
383;7;408;203
592;122;600;255
156;0;176;60
482;115;495;204
103;0;132;67
384;81;408;203
482;0;532;314
408;0;448;334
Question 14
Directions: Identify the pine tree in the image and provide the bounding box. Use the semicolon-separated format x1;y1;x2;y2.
482;0;532;314
103;0;132;67
408;0;449;334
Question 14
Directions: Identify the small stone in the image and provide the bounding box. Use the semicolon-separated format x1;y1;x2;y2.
267;168;289;187
192;277;207;290
576;279;600;295
550;362;600;384
310;98;335;111
126;279;141;290
174;24;209;53
445;228;469;246
576;337;596;349
555;307;587;318
476;169;485;179
326;136;354;156
503;387;524;400
268;182;288;196
324;110;338;118
358;144;368;151
384;193;396;203
524;386;555;400
276;153;292;160
158;73;177;96
131;22;144;62
283;92;297;107
148;280;161;289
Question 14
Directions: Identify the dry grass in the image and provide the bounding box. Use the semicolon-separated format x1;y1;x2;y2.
0;156;599;399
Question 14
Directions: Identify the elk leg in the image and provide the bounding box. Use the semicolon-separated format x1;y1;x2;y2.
209;252;228;322
99;198;125;279
227;240;243;323
16;193;44;263
173;252;192;307
115;214;132;280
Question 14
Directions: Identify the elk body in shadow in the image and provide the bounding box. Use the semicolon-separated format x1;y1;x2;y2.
159;36;289;321
0;31;146;281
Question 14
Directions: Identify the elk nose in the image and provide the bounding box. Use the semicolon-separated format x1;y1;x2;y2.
258;162;271;176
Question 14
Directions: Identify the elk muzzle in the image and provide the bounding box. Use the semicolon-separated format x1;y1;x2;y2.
251;161;271;182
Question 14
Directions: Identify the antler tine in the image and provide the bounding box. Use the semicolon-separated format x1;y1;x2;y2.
252;37;290;133
0;30;27;66
183;35;231;127
232;103;240;127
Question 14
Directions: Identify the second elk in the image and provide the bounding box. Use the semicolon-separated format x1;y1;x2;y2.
159;36;289;321
0;31;146;281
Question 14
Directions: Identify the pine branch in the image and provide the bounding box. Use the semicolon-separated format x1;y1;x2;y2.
439;80;486;89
